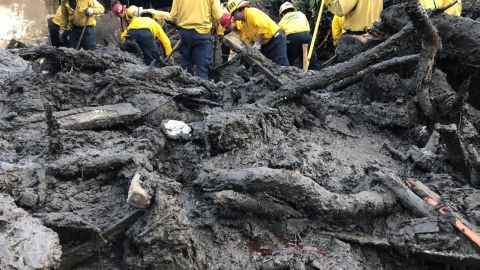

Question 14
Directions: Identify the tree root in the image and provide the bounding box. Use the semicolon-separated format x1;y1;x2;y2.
195;167;396;219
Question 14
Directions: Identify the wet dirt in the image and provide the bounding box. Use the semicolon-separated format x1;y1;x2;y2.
1;2;480;270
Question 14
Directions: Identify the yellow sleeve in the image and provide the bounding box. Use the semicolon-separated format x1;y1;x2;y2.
155;11;172;22
326;0;358;16
89;0;105;14
211;0;223;22
331;16;343;46
120;28;128;42
153;23;173;56
52;5;68;30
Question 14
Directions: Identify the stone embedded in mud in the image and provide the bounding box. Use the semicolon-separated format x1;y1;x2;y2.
127;172;152;209
0;193;61;269
161;120;192;140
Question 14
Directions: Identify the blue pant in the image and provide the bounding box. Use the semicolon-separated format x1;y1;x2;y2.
286;32;320;70
179;29;213;80
69;26;96;51
124;29;161;66
260;31;289;66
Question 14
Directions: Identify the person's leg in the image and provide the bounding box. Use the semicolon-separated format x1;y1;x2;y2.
135;30;160;65
179;29;194;75
82;27;97;51
60;30;71;47
262;33;289;66
192;32;213;80
69;26;81;49
48;20;61;47
286;36;295;67
302;33;321;70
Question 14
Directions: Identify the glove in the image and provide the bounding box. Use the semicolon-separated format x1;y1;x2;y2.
85;7;94;16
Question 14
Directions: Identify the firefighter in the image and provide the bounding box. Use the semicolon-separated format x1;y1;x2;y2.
48;0;72;47
114;4;172;27
68;0;105;50
278;2;320;70
120;6;173;66
325;0;383;35
169;0;223;79
419;0;462;16
227;0;289;66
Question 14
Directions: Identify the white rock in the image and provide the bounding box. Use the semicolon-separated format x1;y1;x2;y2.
161;120;192;140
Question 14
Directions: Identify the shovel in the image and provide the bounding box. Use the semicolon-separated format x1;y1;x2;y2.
75;15;91;50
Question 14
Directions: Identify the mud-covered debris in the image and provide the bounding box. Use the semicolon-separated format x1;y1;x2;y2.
0;193;61;269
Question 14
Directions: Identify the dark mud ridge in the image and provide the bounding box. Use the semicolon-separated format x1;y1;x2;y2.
1;4;480;270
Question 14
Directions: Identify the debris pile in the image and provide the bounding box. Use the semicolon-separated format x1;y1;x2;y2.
1;2;480;269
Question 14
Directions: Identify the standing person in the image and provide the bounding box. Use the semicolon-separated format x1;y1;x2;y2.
48;0;72;47
419;0;462;16
120;6;172;66
227;0;289;66
68;0;105;50
169;0;223;80
278;2;320;70
325;0;382;35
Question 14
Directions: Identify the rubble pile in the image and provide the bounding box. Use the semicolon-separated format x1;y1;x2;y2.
1;3;480;270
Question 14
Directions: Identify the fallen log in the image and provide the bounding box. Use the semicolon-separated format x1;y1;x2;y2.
46;152;133;180
222;32;290;87
405;179;480;247
212;190;303;219
195;167;397;219
259;23;414;105
325;54;420;92
371;165;432;217
57;103;142;130
405;0;442;118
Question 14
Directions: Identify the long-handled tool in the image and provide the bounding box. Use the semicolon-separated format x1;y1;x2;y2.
302;44;308;71
75;15;91;50
305;0;326;71
405;179;480;248
165;39;182;62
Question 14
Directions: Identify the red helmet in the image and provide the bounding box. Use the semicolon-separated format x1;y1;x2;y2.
112;3;127;17
219;13;232;28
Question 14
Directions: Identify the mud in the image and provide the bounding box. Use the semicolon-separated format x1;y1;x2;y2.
1;2;480;270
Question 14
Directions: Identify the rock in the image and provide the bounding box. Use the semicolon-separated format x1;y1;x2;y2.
127;172;152;209
0;193;61;269
161;120;192;140
18;189;39;208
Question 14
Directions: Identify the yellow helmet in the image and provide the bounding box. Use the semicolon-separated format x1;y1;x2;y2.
125;5;141;20
227;0;249;14
279;2;295;17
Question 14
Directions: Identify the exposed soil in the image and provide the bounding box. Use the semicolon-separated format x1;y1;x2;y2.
1;2;480;270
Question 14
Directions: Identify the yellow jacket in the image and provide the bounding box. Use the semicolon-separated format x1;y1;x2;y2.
278;11;310;36
237;7;279;45
121;17;173;56
52;4;71;30
326;0;382;32
419;0;462;16
169;0;223;34
331;15;344;46
69;0;104;27
143;9;172;26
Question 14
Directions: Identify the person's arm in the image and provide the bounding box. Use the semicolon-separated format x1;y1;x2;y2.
120;28;128;42
154;24;173;56
325;0;358;16
89;0;105;14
